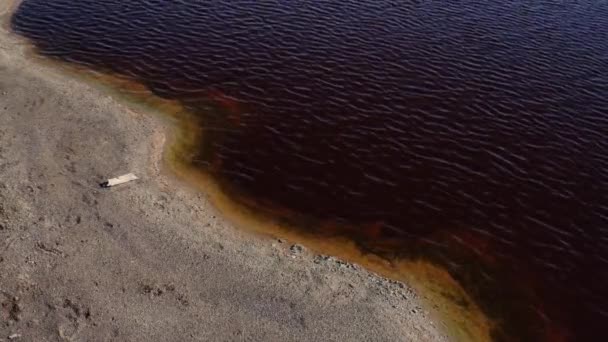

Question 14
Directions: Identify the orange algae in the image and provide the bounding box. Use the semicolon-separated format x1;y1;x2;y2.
166;113;493;342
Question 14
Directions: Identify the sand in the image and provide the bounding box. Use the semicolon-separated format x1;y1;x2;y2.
0;2;451;341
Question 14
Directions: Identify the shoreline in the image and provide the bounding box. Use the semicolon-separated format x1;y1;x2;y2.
1;1;487;341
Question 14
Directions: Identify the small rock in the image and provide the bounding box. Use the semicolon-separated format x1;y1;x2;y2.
335;260;348;267
9;302;21;322
289;244;303;254
313;255;330;264
141;284;154;294
277;238;285;243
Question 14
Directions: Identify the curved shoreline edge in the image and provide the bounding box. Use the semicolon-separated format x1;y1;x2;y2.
1;1;490;341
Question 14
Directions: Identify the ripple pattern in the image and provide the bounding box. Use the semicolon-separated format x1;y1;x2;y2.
11;1;608;341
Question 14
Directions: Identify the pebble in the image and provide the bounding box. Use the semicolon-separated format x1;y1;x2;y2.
289;244;303;254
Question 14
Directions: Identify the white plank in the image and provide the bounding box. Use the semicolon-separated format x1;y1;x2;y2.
100;173;138;188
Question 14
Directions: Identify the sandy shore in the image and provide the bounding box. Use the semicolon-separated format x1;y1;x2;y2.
0;3;453;342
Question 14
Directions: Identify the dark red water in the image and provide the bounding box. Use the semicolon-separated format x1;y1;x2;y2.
11;0;608;340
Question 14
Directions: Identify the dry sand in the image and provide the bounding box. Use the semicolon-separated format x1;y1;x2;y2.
0;2;451;341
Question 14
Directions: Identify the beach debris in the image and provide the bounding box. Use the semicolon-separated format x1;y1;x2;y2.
100;173;138;188
8;334;21;340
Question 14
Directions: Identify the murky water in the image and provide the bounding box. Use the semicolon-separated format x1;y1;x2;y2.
11;0;608;340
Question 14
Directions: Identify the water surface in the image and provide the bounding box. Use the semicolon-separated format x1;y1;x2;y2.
11;0;608;340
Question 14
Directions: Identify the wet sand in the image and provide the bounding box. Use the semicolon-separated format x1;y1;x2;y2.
0;2;456;341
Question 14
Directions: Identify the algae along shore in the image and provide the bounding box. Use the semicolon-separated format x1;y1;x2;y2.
0;2;489;341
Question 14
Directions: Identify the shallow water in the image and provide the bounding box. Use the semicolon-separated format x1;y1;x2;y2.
11;0;608;340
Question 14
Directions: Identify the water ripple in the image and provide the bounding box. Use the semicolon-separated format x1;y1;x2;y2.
12;0;608;340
